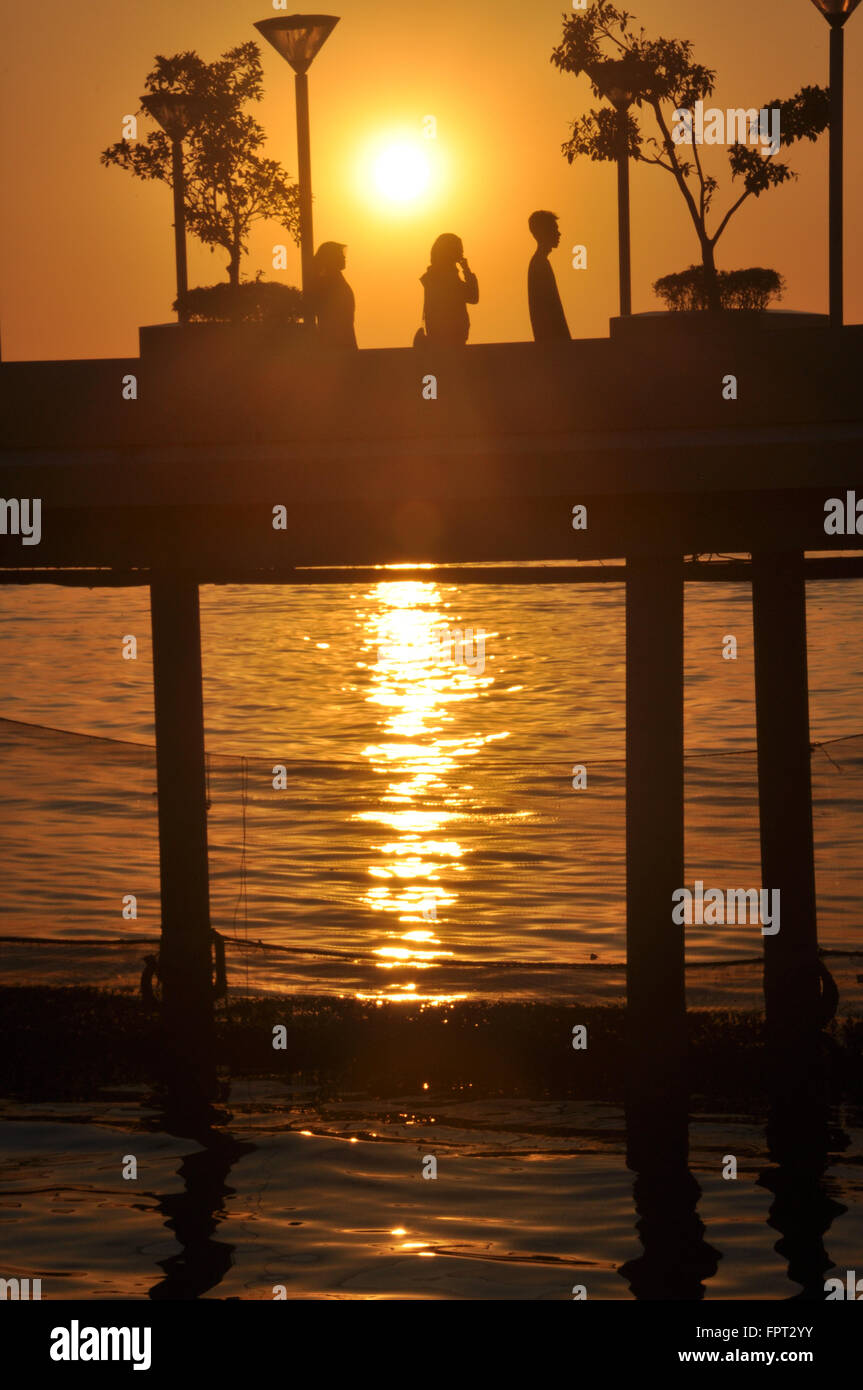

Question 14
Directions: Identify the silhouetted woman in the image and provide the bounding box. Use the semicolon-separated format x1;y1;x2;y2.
311;241;357;348
420;234;479;346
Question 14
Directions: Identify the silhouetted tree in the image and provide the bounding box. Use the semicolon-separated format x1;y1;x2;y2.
101;43;299;289
552;2;829;310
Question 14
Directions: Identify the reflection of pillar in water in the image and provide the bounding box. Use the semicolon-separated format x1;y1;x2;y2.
621;1094;721;1301
758;1092;848;1301
149;1091;255;1301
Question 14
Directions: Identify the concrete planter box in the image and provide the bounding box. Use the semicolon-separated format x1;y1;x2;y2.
139;320;307;366
610;308;829;343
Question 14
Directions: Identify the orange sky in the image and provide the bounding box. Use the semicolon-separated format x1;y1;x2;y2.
1;0;861;359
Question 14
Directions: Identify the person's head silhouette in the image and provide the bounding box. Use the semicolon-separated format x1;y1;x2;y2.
429;233;465;270
314;241;347;276
528;210;561;254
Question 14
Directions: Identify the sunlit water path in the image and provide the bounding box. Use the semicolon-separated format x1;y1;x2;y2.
1;575;861;1001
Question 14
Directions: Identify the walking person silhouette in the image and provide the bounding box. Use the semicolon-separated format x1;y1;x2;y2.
527;210;570;342
311;241;358;348
418;233;479;346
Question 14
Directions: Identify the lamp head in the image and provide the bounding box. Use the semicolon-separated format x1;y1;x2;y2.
809;0;863;25
254;15;340;73
587;55;654;110
140;92;206;141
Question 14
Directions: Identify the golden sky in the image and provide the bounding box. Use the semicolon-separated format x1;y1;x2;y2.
1;0;861;358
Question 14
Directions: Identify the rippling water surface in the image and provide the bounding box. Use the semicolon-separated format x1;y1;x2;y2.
1;575;862;999
2;1087;862;1300
1;575;862;1300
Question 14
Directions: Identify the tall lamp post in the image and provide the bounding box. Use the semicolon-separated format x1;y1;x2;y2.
254;14;340;326
588;57;651;318
140;93;204;325
809;0;861;328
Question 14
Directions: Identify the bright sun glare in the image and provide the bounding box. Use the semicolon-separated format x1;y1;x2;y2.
372;141;432;205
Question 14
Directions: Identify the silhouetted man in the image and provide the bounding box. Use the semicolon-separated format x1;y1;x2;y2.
528;210;570;342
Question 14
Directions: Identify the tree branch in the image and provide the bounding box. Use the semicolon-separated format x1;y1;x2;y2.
690;131;708;223
650;99;706;241
709;186;754;247
638;153;676;173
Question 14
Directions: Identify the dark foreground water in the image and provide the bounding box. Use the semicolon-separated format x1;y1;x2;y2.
2;1084;861;1300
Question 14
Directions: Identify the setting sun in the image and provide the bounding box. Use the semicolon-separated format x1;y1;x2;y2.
352;128;447;216
372;141;431;204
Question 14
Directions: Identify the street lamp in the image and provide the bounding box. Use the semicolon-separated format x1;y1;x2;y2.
141;92;205;325
587;57;652;317
809;0;862;328
254;14;340;326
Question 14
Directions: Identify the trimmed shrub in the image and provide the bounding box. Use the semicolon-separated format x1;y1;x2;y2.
174;280;304;325
653;266;785;312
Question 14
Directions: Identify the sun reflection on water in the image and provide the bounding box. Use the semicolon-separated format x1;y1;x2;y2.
351;579;504;1004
